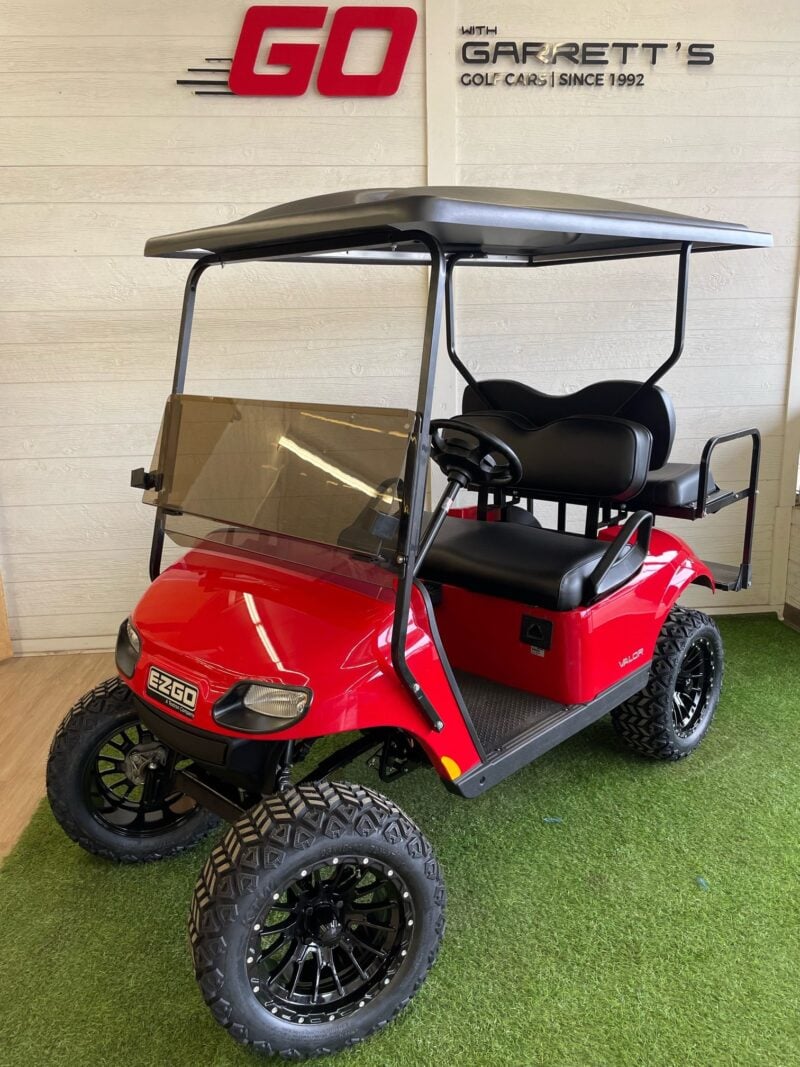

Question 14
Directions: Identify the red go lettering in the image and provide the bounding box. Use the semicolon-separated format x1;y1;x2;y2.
229;5;417;97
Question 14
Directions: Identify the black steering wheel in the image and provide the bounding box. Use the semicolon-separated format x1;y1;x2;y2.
429;417;523;488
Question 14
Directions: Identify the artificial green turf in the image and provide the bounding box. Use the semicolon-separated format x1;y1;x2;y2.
1;617;798;1066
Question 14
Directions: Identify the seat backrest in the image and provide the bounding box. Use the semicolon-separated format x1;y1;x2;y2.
451;412;653;503
462;378;675;470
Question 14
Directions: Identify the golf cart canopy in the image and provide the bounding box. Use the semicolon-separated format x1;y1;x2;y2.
144;186;773;265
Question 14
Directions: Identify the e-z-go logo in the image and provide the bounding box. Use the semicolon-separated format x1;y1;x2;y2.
177;5;417;97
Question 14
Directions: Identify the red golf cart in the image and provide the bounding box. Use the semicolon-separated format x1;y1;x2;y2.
46;188;771;1058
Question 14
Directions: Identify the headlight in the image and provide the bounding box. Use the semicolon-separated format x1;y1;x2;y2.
126;619;141;655
242;684;309;718
214;682;312;733
115;617;142;678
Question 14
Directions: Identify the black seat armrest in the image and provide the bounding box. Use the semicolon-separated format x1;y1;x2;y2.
585;511;653;604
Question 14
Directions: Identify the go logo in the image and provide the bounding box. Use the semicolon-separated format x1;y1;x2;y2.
229;5;418;97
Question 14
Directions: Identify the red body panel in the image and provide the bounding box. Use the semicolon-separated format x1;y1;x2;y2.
127;543;481;780
433;527;713;705
125;526;711;784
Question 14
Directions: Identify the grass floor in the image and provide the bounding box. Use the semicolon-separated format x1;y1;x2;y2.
1;616;799;1066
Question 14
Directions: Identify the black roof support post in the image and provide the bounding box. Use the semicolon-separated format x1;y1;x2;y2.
614;241;692;420
172;256;216;394
444;255;491;404
390;234;448;732
149;255;215;580
645;241;692;387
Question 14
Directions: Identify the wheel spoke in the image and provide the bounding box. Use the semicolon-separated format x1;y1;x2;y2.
346;915;394;933
260;931;292;961
324;946;345;997
262;915;296;936
348;931;388;959
111;780;135;800
311;950;323;1003
341;941;369;980
351;901;398;915
351;882;381;902
287;947;309;999
140;768;164;807
267;943;300;986
333;866;362;894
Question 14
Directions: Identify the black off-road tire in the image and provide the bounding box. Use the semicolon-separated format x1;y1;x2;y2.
190;781;445;1059
46;676;218;862
611;607;723;761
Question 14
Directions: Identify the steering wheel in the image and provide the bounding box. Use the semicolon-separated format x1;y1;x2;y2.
429;417;523;488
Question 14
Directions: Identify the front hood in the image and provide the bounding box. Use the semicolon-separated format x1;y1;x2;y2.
129;543;398;730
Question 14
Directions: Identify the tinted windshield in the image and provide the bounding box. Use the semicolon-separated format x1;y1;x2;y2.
144;395;412;565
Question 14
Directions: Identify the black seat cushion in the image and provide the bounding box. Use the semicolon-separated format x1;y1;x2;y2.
450;412;653;502
463;378;676;469
629;462;718;509
420;517;641;611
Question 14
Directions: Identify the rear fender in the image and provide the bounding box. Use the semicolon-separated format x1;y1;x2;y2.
650;529;715;618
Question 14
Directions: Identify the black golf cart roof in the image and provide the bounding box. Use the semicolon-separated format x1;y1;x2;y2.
144;186;772;265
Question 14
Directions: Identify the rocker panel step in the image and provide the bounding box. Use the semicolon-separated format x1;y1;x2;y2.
451;665;650;798
454;670;566;754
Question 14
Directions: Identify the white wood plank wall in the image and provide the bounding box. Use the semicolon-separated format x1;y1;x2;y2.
0;0;798;653
0;0;426;652
787;509;800;611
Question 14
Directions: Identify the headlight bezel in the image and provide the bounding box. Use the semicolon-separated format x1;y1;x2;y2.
115;617;142;678
213;680;313;734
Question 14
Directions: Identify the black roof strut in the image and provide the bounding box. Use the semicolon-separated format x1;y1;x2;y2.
443;241;694;417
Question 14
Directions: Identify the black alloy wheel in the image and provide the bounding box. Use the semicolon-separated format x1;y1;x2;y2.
84;718;198;836
47;677;218;862
246;856;413;1024
671;635;717;738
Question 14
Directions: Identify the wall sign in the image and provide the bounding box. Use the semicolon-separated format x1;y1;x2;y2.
458;25;715;90
177;4;417;97
177;8;714;98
